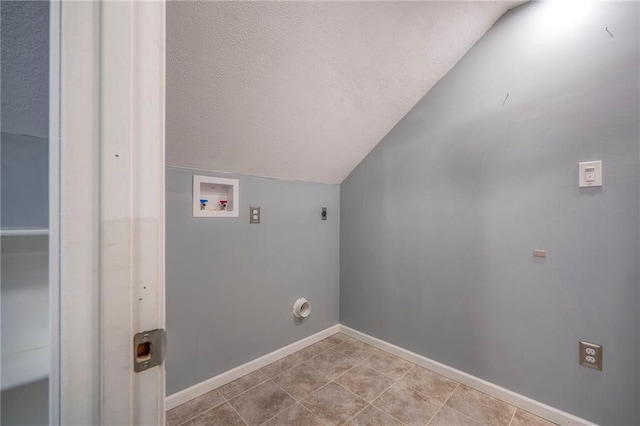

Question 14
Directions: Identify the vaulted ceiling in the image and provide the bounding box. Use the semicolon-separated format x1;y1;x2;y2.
166;1;524;184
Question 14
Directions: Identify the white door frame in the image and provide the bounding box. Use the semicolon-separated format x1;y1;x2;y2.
49;1;166;424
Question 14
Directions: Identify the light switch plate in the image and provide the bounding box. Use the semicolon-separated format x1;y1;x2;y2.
579;161;602;188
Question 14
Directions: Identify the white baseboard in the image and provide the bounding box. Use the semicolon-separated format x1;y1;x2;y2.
165;324;340;410
339;325;595;426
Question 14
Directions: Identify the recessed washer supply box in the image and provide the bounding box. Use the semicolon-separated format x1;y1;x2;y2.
193;175;239;217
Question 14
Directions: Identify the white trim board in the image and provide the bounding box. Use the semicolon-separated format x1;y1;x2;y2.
165;325;340;410
339;325;595;426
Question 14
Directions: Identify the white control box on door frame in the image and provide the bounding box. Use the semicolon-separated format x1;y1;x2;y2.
193;175;239;217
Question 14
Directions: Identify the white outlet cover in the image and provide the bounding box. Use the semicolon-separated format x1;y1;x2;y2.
578;161;602;188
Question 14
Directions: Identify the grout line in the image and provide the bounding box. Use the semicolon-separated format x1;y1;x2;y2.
399;366;460;405
297;382;337;425
296;340;337;363
446;384;519;426
174;404;216;426
341;403;371;425
429;404;480;426
173;410;198;426
300;380;332;403
220;371;272;402
269;378;298;402
332;380;377;405
305;361;338;381
337;356;405;426
269;378;301;404
300;360;333;381
298;402;330;426
368;379;402;423
226;400;250;426
426;385;498;426
363;359;415;382
395;364;416;382
171;391;227;426
426;383;459;426
260;352;308;380
255;379;300;425
308;348;363;381
396;360;444;425
508;407;518;426
331;359;364;382
263;361;303;380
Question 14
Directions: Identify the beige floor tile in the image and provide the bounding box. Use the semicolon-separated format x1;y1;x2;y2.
345;405;402;426
363;351;414;380
428;405;483;426
167;338;563;426
373;383;441;426
273;364;330;400
262;403;324;426
306;349;359;379
297;340;336;360
399;366;458;402
324;333;355;346
180;402;246;426
511;409;557;426
166;390;225;426
301;382;368;425
335;365;394;402
260;352;306;378
445;385;516;426
228;380;295;426
335;340;377;362
218;370;269;400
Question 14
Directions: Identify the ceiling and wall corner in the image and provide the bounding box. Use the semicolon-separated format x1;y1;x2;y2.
1;0;49;138
166;1;524;185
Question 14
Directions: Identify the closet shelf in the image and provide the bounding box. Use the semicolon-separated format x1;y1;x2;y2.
1;346;49;390
0;228;49;237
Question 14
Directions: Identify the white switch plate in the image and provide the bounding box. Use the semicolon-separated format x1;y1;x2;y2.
578;161;602;188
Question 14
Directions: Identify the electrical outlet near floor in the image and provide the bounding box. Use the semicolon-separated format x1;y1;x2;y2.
579;341;602;371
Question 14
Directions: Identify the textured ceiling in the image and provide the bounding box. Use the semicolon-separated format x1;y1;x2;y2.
167;1;523;184
1;1;49;138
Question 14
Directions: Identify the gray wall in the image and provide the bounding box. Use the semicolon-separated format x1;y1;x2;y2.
340;2;639;425
166;167;340;395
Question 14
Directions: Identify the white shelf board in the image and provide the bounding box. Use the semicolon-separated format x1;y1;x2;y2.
1;346;50;390
0;228;49;237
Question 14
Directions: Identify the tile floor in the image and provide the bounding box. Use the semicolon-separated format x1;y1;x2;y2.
167;333;556;426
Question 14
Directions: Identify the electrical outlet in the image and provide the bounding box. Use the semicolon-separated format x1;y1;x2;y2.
249;206;260;224
579;341;602;371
